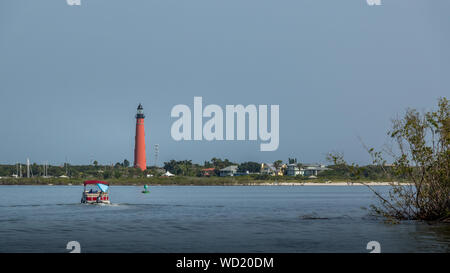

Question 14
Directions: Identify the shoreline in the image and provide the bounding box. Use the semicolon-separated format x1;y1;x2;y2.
0;181;408;186
246;182;406;186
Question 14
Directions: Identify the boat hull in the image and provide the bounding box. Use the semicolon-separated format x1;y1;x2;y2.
81;192;110;204
82;200;111;205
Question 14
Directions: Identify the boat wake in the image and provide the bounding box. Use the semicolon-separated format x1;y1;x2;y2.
92;203;120;207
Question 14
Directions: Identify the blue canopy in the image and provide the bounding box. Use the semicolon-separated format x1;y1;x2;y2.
97;183;109;192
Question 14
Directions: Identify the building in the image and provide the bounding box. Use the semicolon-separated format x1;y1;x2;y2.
286;164;301;176
260;163;276;175
134;104;147;171
235;170;250;176
260;163;286;176
301;164;330;177
219;165;238;177
201;168;216;177
162;171;175;177
285;163;331;177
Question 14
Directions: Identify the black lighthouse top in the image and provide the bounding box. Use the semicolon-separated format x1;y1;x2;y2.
136;103;145;119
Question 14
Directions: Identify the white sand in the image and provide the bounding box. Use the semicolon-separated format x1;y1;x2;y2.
249;181;409;186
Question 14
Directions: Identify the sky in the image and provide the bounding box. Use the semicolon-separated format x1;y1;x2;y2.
0;0;449;166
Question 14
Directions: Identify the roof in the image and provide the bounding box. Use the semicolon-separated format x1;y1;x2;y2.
202;168;215;171
302;166;330;171
163;171;175;176
220;165;238;171
302;163;326;168
84;180;109;186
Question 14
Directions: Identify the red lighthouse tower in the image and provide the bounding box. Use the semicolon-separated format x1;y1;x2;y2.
134;104;147;170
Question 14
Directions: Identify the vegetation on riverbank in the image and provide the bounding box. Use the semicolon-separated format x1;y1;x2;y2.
0;155;404;183
0;159;399;181
329;97;450;222
0;175;405;186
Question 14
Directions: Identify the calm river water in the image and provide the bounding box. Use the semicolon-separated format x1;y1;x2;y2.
0;185;448;253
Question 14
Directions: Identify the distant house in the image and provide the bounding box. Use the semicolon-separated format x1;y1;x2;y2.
162;171;175;177
219;165;238;177
260;163;285;176
286;164;301;176
260;163;276;176
285;163;331;177
201;168;216;177
301;164;330;177
235;170;250;176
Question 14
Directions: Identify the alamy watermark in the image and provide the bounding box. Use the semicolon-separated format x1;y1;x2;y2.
366;241;381;253
66;241;81;253
171;97;279;152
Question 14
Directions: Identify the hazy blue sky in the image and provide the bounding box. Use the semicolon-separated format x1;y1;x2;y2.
0;0;449;166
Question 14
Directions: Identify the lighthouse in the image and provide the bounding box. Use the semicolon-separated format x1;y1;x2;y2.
134;103;147;170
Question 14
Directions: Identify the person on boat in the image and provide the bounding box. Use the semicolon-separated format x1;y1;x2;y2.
97;191;103;203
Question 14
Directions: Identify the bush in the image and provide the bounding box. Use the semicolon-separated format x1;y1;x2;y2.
328;97;450;222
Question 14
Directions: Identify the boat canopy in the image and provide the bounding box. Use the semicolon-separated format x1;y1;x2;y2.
97;183;109;192
84;180;109;186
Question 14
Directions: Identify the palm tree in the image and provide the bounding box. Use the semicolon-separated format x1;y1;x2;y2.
273;160;283;174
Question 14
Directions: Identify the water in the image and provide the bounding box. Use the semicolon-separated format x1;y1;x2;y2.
0;185;448;253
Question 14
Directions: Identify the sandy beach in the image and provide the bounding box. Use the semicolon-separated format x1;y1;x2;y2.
249;182;409;186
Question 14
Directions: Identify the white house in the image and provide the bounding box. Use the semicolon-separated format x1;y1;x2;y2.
219;165;238;177
286;163;331;177
301;164;330;177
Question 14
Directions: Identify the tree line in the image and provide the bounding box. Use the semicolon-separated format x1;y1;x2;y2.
0;157;399;181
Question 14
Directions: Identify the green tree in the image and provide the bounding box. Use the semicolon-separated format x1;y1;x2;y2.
238;162;261;173
273;160;283;170
123;159;130;168
103;170;112;179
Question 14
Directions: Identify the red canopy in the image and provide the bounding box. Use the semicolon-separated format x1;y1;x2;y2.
84;180;109;186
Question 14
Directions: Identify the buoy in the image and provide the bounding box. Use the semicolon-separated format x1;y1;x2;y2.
142;184;150;194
